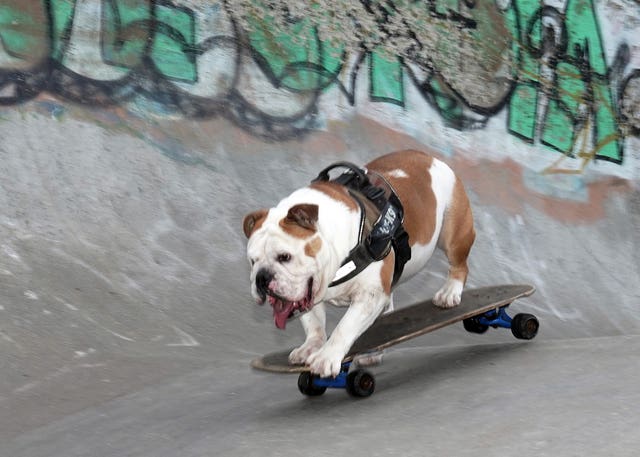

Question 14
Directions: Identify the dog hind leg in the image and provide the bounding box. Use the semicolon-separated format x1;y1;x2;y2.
434;178;475;308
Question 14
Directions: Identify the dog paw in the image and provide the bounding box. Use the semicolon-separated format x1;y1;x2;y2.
289;337;324;365
307;346;344;378
434;279;463;308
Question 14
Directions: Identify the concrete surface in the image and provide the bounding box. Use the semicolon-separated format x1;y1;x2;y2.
4;337;640;457
1;104;639;456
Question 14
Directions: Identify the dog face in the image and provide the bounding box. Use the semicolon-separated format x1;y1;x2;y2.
243;203;327;329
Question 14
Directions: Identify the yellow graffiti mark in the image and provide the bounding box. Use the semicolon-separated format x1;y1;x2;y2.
515;47;621;174
543;116;621;174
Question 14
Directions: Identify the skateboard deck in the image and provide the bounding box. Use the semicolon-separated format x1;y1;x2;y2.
251;284;536;374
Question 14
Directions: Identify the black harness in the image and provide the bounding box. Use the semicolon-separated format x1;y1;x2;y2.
313;162;412;288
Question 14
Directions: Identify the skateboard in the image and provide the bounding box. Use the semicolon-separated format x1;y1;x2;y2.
251;284;538;398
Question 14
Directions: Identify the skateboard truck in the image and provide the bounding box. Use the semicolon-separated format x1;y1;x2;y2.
463;305;539;340
297;361;376;398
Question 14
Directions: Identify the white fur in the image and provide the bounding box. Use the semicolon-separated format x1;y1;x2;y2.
434;278;464;307
246;156;466;378
386;169;409;179
429;159;464;307
390;158;456;283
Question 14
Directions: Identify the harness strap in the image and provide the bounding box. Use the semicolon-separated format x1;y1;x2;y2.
312;162;412;288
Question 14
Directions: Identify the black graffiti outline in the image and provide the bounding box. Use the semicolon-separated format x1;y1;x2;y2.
505;4;626;164
0;0;323;140
0;0;635;152
619;69;640;136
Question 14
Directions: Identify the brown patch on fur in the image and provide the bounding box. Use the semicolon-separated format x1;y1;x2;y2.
309;181;358;211
367;150;437;246
279;204;318;239
243;209;268;238
380;250;395;295
287;204;318;230
438;177;475;284
304;237;323;258
279;219;316;238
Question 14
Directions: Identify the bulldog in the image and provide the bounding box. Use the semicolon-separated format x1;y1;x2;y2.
243;149;475;378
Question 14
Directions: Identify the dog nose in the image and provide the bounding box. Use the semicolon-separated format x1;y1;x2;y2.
255;268;273;303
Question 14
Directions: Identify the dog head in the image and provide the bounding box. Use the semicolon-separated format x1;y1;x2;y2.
243;203;328;329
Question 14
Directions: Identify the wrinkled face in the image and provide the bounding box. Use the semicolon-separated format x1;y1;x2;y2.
243;203;327;329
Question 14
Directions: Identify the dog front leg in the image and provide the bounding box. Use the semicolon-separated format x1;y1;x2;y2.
289;303;326;364
307;294;388;378
353;293;395;368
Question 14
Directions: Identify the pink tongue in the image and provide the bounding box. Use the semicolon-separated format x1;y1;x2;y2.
273;302;295;329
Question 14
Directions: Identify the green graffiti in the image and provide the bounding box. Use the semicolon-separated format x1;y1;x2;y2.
151;3;196;82
433;0;459;16
239;0;630;163
369;51;404;105
102;0;150;71
541;62;584;153
508;0;621;162
507;0;541;143
0;2;46;59
563;0;620;162
430;76;464;126
0;0;631;163
49;0;196;82
247;14;408;106
50;0;75;61
247;15;343;92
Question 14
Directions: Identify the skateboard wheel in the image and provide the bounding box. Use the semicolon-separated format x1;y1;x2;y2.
463;318;489;334
297;372;327;396
346;369;375;398
511;313;539;340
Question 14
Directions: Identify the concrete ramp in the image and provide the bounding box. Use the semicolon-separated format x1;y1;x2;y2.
1;0;639;454
1;107;638;456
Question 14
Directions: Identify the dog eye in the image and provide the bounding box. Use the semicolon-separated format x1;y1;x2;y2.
277;253;292;263
250;258;256;266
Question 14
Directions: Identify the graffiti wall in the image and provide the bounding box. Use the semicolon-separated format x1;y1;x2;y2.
0;0;638;176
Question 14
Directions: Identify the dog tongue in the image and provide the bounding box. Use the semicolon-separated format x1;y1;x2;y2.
273;301;295;329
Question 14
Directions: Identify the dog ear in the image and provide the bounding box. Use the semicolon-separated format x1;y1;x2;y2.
243;209;268;238
284;204;319;233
